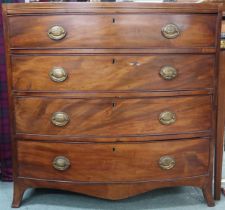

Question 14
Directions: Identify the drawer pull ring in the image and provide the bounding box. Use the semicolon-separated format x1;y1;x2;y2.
159;111;176;125
160;66;177;80
49;67;68;82
159;156;176;170
48;25;67;40
51;112;70;127
161;23;180;39
53;156;70;171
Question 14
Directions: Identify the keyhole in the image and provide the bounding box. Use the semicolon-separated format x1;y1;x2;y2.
112;58;116;64
112;18;116;23
112;101;116;108
112;147;116;152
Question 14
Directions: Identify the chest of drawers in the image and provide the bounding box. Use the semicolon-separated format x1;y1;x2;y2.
2;2;224;208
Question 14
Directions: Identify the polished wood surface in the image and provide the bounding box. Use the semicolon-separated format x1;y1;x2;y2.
214;45;225;200
2;2;223;208
17;139;209;182
9;14;217;49
15;96;212;137
4;2;220;14
12;55;214;92
214;5;225;200
13;176;210;202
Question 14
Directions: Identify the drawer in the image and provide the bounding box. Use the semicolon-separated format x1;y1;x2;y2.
12;55;214;91
9;14;216;49
15;96;212;137
17;139;209;182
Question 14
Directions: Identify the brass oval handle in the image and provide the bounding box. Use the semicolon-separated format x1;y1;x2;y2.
49;67;68;82
53;156;70;171
221;40;225;49
48;25;66;40
159;111;176;125
160;66;177;80
51;112;70;127
159;156;176;170
161;23;180;39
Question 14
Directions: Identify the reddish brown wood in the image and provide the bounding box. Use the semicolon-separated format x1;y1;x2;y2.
11;175;215;206
17;138;210;182
203;180;215;207
15;131;212;142
218;18;225;198
12;180;27;208
2;2;223;208
8;14;217;49
3;2;220;15
213;7;224;201
214;49;225;200
11;48;217;54
12;55;214;92
15;96;212;138
14;175;209;201
13;89;213;98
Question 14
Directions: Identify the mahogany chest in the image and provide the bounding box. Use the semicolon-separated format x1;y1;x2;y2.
2;2;224;207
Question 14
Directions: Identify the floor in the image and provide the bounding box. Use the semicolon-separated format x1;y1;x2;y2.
0;159;225;210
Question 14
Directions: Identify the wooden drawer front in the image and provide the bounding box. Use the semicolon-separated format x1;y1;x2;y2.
15;96;212;137
12;55;214;91
9;14;216;49
17;139;209;182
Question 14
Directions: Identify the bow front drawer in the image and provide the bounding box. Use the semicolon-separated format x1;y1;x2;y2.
17;139;209;182
9;14;216;49
12;54;214;92
15;96;212;138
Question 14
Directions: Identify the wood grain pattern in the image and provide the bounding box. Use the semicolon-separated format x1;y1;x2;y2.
15;96;212;138
17;139;209;182
2;2;222;207
12;54;214;92
8;14;217;49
